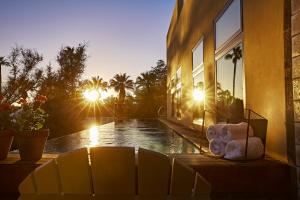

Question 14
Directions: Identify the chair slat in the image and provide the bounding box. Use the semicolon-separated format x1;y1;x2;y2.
19;174;35;194
194;173;211;199
170;159;195;196
138;148;171;196
90;147;136;195
33;159;60;194
56;148;92;194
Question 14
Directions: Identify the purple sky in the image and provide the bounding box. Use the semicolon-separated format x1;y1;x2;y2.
0;0;174;82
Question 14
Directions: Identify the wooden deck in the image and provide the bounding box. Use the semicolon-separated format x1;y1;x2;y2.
160;118;293;199
172;154;292;199
0;153;293;200
0;118;293;199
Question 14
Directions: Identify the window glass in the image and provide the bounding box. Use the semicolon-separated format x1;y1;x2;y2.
193;41;203;69
216;44;243;121
192;40;205;124
216;0;241;49
176;67;182;119
171;68;182;119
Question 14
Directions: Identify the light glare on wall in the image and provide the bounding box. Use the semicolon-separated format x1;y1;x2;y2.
193;89;205;102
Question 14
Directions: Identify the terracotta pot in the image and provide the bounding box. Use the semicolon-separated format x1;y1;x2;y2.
15;129;49;161
0;130;14;160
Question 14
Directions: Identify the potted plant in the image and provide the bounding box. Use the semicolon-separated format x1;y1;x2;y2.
0;95;14;160
12;95;49;161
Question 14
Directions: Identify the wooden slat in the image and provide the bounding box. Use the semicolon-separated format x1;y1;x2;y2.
18;174;35;194
137;196;168;200
138;148;171;196
56;148;92;194
194;172;211;198
33;159;60;194
170;159;195;197
90;147;136;195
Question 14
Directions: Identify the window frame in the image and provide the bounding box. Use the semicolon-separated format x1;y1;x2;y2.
214;0;245;121
192;38;205;124
214;0;243;56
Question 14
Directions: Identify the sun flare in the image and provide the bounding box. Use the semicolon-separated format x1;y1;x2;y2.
83;89;100;102
193;89;205;102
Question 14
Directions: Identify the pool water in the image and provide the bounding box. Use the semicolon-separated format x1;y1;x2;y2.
45;119;200;154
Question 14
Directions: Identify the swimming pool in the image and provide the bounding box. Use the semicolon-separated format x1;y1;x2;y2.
45;119;199;154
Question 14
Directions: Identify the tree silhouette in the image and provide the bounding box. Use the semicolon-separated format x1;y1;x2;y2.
225;46;242;98
3;46;43;102
57;44;87;95
109;73;133;105
0;57;9;95
135;72;156;94
84;76;108;91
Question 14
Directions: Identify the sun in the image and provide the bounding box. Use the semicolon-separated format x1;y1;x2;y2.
193;89;205;102
83;89;100;102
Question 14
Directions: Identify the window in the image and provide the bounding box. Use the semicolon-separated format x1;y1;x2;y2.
216;44;243;122
170;68;182;119
215;0;243;122
175;67;182;119
171;77;176;117
192;40;205;124
215;0;241;50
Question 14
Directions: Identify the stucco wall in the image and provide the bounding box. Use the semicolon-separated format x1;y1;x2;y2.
243;0;287;162
167;0;228;126
167;0;288;161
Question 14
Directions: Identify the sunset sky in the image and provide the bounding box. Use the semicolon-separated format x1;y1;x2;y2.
0;0;174;82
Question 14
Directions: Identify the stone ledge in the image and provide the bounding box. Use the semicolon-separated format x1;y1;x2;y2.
293;34;300;58
293;0;300;15
293;78;300;100
293;55;300;78
292;11;300;36
295;100;300;122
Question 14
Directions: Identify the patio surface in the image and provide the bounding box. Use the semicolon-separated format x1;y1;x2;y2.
0;118;294;199
160;118;293;199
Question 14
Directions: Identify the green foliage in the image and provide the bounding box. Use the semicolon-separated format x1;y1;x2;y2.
38;43;88;138
82;76;108;91
134;60;167;118
3;46;44;102
11;96;48;132
110;73;134;105
12;107;46;131
57;44;87;95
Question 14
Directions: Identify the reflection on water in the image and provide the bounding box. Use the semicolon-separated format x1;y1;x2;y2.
89;125;99;147
45;119;199;154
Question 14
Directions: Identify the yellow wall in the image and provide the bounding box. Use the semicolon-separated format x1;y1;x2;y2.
243;0;287;162
167;0;287;162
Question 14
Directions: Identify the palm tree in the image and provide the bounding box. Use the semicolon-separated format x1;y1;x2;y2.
0;57;9;95
135;72;156;94
86;76;108;91
225;46;242;98
109;73;134;105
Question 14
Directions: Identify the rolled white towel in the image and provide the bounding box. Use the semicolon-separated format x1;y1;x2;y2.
206;124;227;141
220;122;254;143
224;137;264;160
209;138;226;157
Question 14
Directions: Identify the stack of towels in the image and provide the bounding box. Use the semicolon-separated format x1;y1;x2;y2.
206;122;264;160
